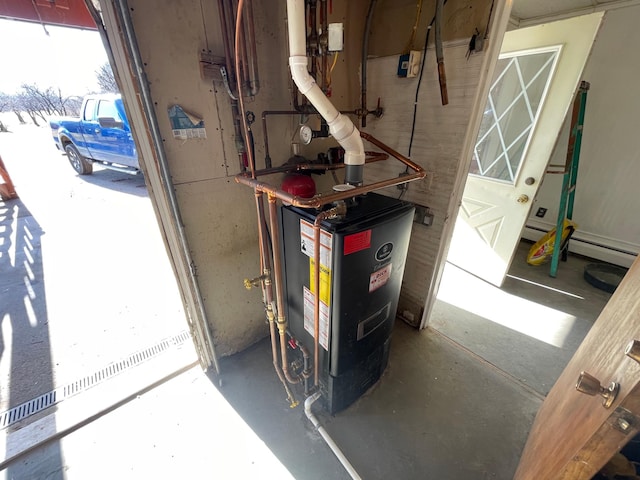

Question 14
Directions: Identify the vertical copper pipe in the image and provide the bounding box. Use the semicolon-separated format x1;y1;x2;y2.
234;0;256;178
256;194;297;404
243;0;260;96
268;196;302;385
435;0;448;105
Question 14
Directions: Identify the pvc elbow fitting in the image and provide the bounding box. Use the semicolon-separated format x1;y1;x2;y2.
289;56;314;95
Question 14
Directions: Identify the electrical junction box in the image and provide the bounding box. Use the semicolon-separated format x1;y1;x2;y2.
328;23;344;52
397;50;421;78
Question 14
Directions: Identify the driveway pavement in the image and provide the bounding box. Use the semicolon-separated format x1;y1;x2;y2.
0;121;187;419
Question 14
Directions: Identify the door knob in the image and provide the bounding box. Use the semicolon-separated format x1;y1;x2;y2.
576;371;619;408
517;194;530;203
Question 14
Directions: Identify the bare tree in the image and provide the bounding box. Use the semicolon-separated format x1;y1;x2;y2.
15;84;82;124
0;93;9;132
95;62;119;93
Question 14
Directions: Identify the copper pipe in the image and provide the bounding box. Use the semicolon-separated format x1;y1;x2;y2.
234;0;256;178
268;196;303;385
243;0;260;96
235;133;425;208
359;132;423;172
256;192;297;405
252;152;388;177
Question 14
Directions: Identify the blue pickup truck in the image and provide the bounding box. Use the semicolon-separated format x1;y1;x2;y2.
50;94;139;175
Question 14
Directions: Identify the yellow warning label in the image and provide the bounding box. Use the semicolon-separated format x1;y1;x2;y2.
309;258;331;306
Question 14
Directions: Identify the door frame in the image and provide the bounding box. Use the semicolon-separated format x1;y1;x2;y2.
419;0;513;328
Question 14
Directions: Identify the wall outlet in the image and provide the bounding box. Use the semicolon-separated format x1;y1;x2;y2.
414;205;434;226
535;207;547;218
407;50;421;78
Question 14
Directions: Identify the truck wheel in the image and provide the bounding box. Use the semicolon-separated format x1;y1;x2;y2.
65;143;93;175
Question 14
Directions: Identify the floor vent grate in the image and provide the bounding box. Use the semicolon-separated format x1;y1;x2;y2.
0;330;191;430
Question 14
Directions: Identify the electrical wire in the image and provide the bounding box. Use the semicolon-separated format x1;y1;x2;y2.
407;0;447;159
404;0;424;54
327;52;339;89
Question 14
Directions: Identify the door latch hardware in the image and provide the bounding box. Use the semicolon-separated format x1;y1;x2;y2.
517;194;530;204
625;340;640;364
609;407;640;435
576;371;619;408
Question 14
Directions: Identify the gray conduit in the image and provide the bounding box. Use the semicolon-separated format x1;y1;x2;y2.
304;392;363;480
112;0;220;374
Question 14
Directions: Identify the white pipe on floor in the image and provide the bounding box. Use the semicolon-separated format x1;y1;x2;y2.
286;0;365;185
304;392;363;480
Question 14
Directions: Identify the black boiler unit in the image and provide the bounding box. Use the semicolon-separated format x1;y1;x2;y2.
280;193;414;413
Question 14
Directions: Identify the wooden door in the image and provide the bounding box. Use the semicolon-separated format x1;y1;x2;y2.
515;255;640;479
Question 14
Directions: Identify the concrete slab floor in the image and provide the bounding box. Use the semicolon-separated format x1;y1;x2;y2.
215;321;541;479
4;240;610;478
431;242;613;396
3;322;541;479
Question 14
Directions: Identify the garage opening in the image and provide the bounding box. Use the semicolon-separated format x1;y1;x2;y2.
0;18;194;438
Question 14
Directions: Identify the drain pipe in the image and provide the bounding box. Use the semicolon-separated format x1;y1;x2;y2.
305;392;363;480
287;0;365;186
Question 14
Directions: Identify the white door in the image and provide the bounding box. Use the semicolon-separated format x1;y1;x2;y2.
447;13;603;286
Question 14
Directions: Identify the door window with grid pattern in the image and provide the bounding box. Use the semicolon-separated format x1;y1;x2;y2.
469;47;560;184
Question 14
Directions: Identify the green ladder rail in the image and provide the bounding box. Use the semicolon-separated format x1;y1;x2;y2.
549;80;590;278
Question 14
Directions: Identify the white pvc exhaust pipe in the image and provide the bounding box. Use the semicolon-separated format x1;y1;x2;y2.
304;392;363;480
286;0;365;185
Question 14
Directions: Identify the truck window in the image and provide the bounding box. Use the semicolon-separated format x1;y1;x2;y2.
97;100;122;121
83;99;96;121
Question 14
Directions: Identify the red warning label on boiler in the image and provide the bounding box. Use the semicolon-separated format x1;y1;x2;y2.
369;263;392;292
344;230;371;255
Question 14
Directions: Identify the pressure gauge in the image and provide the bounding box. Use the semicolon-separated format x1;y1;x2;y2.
299;125;313;145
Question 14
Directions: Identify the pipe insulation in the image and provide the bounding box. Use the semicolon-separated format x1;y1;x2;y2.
304;392;363;480
286;0;365;185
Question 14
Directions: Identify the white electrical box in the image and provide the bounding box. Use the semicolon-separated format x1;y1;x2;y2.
328;23;344;52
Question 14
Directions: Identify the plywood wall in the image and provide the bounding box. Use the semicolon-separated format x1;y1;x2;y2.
127;0;293;356
121;0;499;355
524;6;640;267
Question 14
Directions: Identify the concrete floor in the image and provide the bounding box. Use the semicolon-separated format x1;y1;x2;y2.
1;241;615;479
0;123;185;415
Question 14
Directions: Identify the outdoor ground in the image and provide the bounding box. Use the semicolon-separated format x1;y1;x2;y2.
0;114;189;418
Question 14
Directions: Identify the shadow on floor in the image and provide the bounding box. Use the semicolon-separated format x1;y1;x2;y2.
432;241;612;396
212;321;541;480
0;197;62;475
